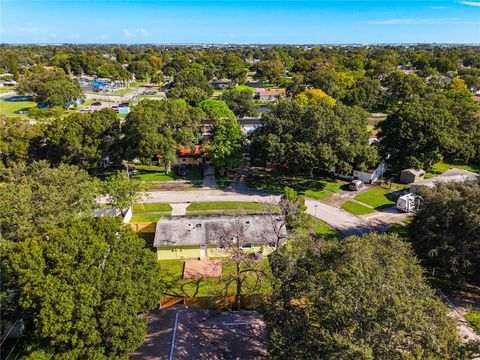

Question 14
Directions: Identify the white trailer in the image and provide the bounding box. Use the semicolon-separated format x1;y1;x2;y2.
396;193;417;213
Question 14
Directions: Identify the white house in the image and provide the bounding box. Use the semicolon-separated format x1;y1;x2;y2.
334;160;387;184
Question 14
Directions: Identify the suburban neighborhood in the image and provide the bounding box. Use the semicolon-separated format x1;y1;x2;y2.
1;3;480;358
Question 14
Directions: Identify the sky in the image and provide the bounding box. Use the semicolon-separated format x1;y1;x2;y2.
1;0;479;44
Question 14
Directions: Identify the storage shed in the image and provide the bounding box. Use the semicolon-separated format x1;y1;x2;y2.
400;169;425;184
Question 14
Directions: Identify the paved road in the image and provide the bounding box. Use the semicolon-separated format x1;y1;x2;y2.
304;198;374;236
140;188;280;205
137;188;406;237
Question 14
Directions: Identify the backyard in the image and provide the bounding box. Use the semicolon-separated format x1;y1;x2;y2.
159;258;272;298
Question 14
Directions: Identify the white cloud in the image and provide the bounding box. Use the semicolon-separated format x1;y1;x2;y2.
365;18;479;25
138;28;149;36
122;29;133;37
229;33;236;38
460;1;480;6
430;6;448;9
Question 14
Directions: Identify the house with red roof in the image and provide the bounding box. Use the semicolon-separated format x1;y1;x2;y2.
174;145;209;166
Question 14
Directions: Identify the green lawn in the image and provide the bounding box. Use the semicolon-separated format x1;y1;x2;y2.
131;213;165;222
133;203;172;212
134;165;202;182
0;100;37;116
304;189;332;200
303;215;340;240
341;200;375;215
134;164;176;182
247;170;348;198
465;311;480;334
0;87;14;94
159;258;271;298
425;160;480;179
187;202;268;211
354;186;405;210
107;88;135;96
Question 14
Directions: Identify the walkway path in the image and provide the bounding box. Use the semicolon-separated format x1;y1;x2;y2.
203;165;217;188
170;203;189;216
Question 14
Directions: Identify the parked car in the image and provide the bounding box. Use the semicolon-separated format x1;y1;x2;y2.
118;102;129;107
348;179;363;191
177;165;188;176
92;101;102;106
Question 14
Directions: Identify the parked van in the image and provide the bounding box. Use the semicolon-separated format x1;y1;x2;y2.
348;179;363;191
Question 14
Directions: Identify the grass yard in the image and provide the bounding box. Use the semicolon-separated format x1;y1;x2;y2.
159;258;272;298
425;160;480;179
134;164;176;181
298;214;340;240
341;200;375;215
0;87;14;94
304;189;332;200
131;213;165;222
133;203;172;212
187;202;270;211
465;311;480;334
354;186;406;210
0;100;37;116
247;170;347;199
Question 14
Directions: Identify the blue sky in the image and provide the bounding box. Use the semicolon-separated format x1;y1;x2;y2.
1;0;479;44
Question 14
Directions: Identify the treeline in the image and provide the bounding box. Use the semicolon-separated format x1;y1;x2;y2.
0;98;243;174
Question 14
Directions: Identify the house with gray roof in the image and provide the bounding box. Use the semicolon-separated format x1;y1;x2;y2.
153;214;287;260
410;168;479;194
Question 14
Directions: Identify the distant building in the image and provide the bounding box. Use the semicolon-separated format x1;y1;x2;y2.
211;79;232;89
410;168;480;194
257;89;285;101
153;214;287;260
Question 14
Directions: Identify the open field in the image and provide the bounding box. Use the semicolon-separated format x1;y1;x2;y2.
0;100;36;116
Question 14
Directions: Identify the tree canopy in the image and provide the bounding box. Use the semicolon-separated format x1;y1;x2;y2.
17;68;83;108
409;183;480;287
251;99;377;174
45;108;119;169
379;93;480;171
122;99;202;170
265;232;473;359
2;217;162;358
200;100;242;173
0;162;99;242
